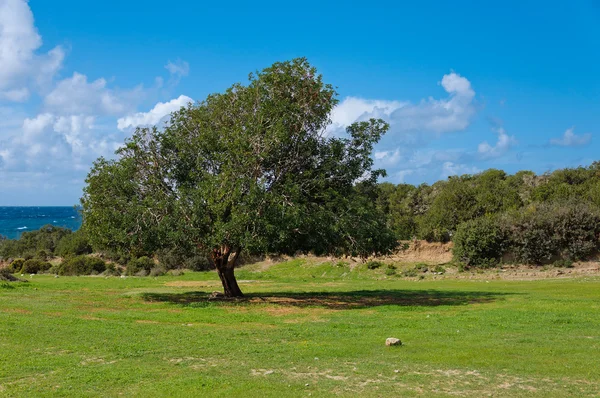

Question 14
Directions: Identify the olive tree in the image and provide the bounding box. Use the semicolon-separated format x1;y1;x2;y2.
82;58;397;296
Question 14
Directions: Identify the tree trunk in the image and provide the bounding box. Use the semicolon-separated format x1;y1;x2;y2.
210;246;243;297
216;265;243;297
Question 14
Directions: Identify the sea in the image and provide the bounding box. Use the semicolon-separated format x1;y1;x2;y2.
0;207;82;240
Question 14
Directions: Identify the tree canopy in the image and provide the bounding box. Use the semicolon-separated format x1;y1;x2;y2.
82;58;397;296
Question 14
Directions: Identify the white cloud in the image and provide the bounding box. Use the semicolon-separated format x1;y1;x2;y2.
0;88;29;102
441;162;481;178
44;72;144;116
328;72;476;136
117;95;192;130
0;0;64;101
374;148;403;166
550;127;591;147
478;127;516;159
0;0;194;204
165;60;190;77
394;169;415;183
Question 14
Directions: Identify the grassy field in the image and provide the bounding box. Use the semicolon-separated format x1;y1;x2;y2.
1;259;599;397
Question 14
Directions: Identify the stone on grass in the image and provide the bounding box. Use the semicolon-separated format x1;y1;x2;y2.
385;337;402;346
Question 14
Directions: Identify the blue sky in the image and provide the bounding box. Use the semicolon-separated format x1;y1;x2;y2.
0;0;599;205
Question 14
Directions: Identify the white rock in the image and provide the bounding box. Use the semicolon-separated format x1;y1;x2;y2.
385;337;402;346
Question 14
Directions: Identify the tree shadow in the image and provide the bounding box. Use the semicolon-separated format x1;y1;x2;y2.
141;289;514;310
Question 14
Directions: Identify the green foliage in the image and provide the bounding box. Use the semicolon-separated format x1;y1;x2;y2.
365;260;384;270
58;256;107;276
81;58;396;295
55;229;92;257
433;265;446;274
384;263;397;276
401;263;429;277
0;225;72;259
126;256;155;276
453;216;506;268
8;258;25;273
156;248;211;271
149;266;167;277
104;263;121;276
20;259;52;274
503;201;600;264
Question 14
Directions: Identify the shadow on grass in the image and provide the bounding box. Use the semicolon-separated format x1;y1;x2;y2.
141;289;513;309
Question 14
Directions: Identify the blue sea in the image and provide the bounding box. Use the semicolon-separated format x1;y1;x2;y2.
0;207;82;240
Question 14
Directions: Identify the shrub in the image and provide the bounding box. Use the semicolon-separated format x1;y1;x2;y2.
504;201;600;264
184;256;211;271
453;216;506;268
55;230;92;257
168;269;185;276
384;264;396;276
21;259;52;274
35;249;50;260
149;266;166;277
127;256;155;276
433;265;446;274
103;263;121;276
8;258;25;273
58;256;106;276
365;260;384;270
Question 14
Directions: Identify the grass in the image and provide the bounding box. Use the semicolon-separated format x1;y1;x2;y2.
0;259;599;397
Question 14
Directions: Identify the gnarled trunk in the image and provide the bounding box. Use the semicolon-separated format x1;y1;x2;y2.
210;246;243;297
216;265;243;297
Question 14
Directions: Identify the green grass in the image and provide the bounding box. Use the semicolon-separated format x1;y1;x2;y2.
1;259;599;397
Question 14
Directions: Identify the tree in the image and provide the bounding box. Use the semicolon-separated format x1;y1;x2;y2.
82;58;397;297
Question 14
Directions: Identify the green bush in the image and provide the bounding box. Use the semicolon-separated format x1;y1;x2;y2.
20;259;52;274
8;258;25;273
433;265;446;274
184;256;211;271
58;256;106;276
453;216;506;268
384;264;396;276
55;230;92;257
402;263;429;277
504;201;600;264
0;225;71;259
149;266;167;277
365;260;384;270
103;263;121;276
126;256;155;276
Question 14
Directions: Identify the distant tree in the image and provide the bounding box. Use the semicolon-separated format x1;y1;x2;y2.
82;58;396;296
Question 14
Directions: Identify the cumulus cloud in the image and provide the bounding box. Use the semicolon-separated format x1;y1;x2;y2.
550;127;591;147
478;127;516;159
44;72;144;116
374;148;403;166
0;0;191;204
117;95;193;130
328;72;476;136
441;162;481;178
0;0;64;101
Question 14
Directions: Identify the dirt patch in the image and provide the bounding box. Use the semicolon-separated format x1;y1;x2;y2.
388;240;453;264
135;319;160;324
80;357;118;366
2;308;32;314
79;315;106;321
448;262;600;281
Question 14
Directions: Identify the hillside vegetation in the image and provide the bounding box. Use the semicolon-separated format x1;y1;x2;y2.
376;164;600;267
3;164;600;277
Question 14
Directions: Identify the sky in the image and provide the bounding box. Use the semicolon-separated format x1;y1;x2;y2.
0;0;599;205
